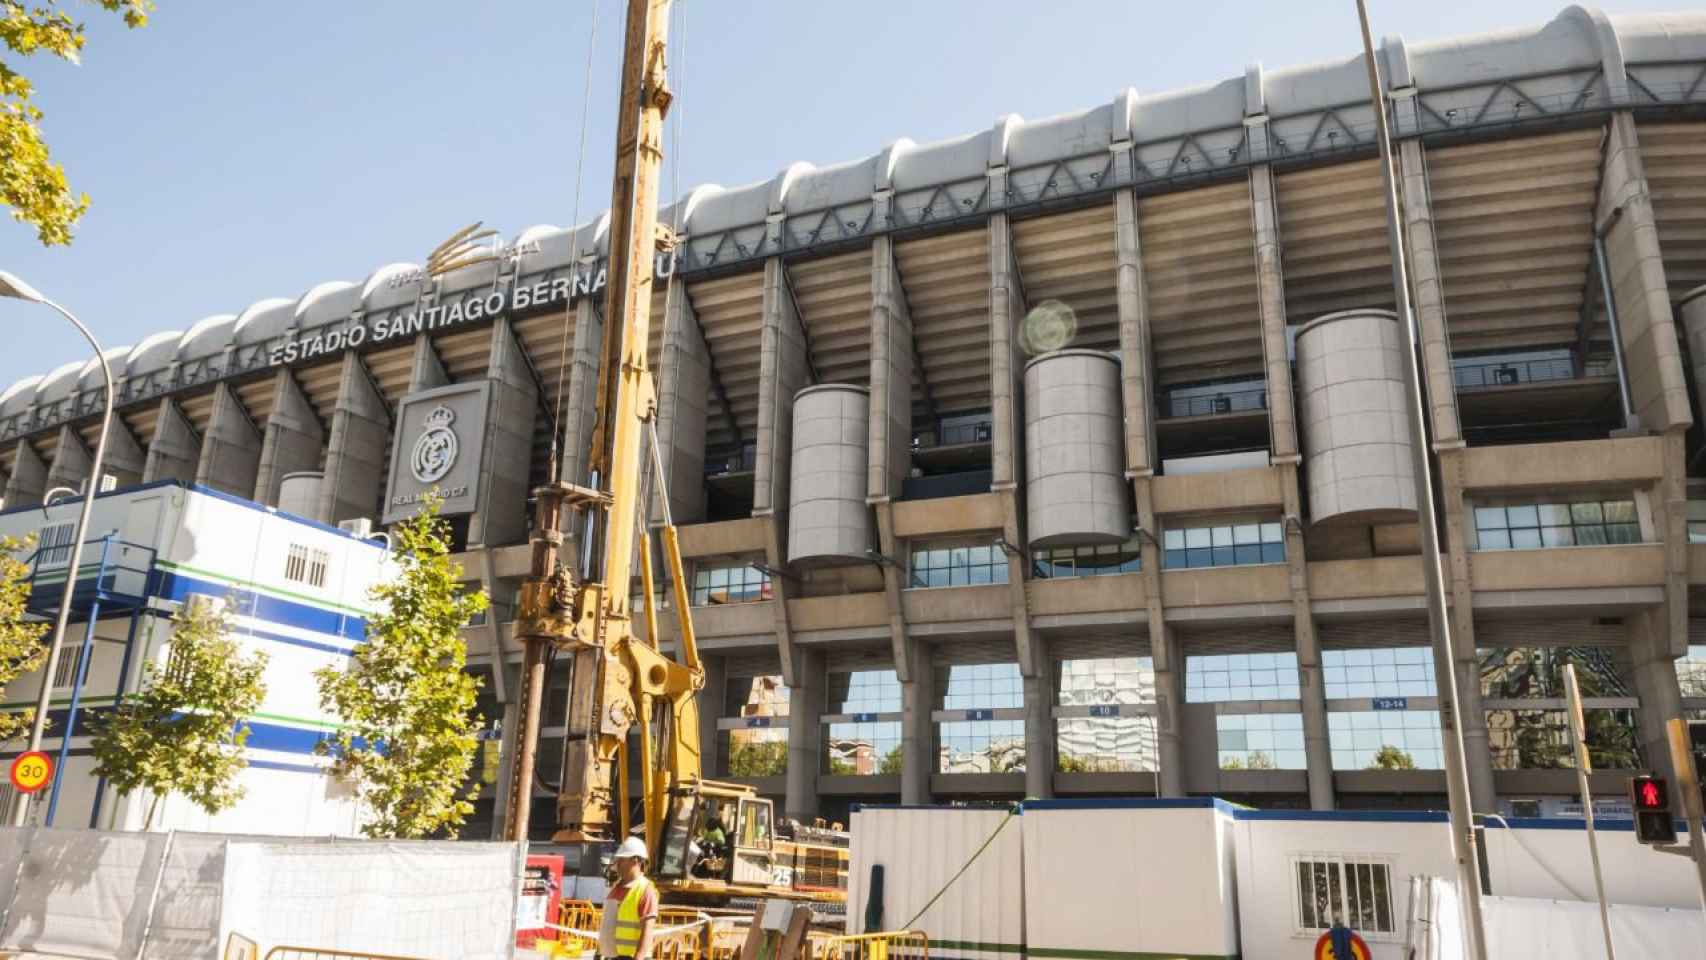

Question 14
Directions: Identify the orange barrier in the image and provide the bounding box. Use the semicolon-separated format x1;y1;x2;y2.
815;931;930;960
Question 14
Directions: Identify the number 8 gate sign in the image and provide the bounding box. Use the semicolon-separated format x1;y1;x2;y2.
9;751;53;794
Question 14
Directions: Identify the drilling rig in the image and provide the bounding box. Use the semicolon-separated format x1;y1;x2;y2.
501;0;847;909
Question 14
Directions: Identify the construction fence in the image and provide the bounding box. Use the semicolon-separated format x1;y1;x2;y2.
0;826;522;960
540;900;927;960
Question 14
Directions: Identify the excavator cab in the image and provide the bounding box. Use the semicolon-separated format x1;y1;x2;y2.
654;782;784;892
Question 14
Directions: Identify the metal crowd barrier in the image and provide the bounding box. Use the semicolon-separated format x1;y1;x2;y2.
815;931;931;960
261;949;428;960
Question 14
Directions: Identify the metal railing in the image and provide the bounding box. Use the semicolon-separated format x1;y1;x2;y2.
706;445;758;476
1162;387;1267;419
1453;356;1613;391
262;949;427;960
24;533;157;615
814;931;931;960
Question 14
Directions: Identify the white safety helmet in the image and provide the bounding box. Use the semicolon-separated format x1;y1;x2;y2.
614;836;649;861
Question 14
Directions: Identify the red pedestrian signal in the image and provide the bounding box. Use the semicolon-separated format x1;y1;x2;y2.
1629;775;1677;845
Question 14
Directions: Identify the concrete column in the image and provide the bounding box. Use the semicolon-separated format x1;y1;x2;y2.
1248;166;1301;462
900;640;935;805
471;317;538;548
1023;641;1055;798
1629;605;1686;800
1281;470;1334;809
699;655;727;776
1598;112;1692;433
1152;618;1185;797
253;370;324;507
194;382;262;498
560;281;604;487
317;352;390;524
96;419;146;488
1437;449;1497;811
1114;189;1156;475
651;278;708;525
1396;139;1464;449
44;425;91;495
409;334;450;392
755;256;811;686
4;440;46;506
142;399;199;484
785;648;825;822
869;237;920;724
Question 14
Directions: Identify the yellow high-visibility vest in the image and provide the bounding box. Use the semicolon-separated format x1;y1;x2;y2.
606;877;652;957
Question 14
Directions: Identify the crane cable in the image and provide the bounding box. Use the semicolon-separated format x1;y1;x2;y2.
899;803;1020;930
547;0;603;481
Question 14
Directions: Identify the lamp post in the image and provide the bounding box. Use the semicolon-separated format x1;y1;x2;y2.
0;270;114;827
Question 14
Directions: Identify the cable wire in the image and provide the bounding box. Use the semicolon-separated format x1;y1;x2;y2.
548;0;603;481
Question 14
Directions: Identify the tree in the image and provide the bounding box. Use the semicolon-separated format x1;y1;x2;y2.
1368;745;1417;771
728;737;788;777
3;2;152;245
0;534;49;742
91;594;267;828
315;496;488;839
878;746;903;775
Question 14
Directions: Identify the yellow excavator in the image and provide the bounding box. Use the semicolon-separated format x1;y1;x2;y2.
502;0;847;910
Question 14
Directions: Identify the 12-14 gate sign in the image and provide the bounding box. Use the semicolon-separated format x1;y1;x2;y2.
9;750;52;794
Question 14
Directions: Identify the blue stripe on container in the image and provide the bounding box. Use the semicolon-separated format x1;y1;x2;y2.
248;758;328;775
2;715;334;761
238;625;354;658
156;569;365;641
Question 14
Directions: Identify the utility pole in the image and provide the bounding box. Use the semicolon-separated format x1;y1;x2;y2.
505;0;674;847
1353;2;1489;957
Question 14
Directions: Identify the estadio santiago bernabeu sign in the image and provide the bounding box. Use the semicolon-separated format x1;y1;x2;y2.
0;250;675;445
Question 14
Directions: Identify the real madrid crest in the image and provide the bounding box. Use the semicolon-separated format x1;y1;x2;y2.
410;404;460;484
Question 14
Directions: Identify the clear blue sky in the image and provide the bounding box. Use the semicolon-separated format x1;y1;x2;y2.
0;0;1672;390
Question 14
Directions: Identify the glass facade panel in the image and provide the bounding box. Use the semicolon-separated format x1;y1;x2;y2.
1032;537;1141;579
910;540;1009;588
719;675;790;777
1322;647;1437;699
1056;657;1157;772
691;562;771;606
1328;711;1444;769
1486;708;1640;770
937;663;1024;773
1678;645;1706;699
1186;652;1301;702
1472;498;1641;551
1216;714;1306;769
1164;520;1285;569
825;670;903;775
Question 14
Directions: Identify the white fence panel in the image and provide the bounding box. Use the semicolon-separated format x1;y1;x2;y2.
0;828;170;960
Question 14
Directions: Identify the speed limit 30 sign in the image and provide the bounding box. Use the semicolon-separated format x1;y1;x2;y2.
9;751;53;794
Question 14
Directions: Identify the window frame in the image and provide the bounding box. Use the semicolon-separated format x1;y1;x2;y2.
1290;853;1398;941
907;538;1009;589
1471;495;1641;551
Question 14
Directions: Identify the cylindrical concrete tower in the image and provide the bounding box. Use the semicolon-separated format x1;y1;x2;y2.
1024;349;1126;547
277;471;323;519
1680;285;1706;423
788;384;871;566
1295;309;1417;526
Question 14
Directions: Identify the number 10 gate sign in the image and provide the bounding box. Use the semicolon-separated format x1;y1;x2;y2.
9;751;53;794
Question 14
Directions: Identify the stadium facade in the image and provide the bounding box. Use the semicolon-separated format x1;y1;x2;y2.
5;6;1706;837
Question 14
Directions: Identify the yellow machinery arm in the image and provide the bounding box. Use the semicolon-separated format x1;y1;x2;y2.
504;0;706;853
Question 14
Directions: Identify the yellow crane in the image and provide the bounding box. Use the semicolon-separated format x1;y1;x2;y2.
502;0;847;908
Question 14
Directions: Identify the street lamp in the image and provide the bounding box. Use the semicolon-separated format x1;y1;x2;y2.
0;270;114;827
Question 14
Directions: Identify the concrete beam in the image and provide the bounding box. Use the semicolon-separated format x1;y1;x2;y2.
3;440;46;507
1248;166;1302;462
408;333;450;392
1114;189;1156;476
99;418;147;488
1598;112;1692;433
253;370;324;507
651;277;708;526
1396;140;1465;449
194;382;262;498
755;256;811;685
868;238;918;690
1628;604;1686;808
560;278;603;487
1281;468;1333;810
900;638;935;805
989;213;1041;702
318;351;390;525
471;317;537;548
44;425;91;495
142;399;199;485
785;648;824;821
1133;478;1183;796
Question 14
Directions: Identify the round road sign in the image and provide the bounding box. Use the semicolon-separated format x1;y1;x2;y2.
1314;929;1371;960
9;751;53;794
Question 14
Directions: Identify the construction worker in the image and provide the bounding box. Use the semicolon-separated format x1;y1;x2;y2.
598;836;658;960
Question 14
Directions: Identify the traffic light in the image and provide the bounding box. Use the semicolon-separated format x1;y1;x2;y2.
1629;775;1677;845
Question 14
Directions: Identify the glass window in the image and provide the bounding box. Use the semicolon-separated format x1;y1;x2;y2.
1678;645;1706;699
1055;657;1157;773
1479;646;1633;700
1031;537;1142;579
1472;497;1641;551
1322;647;1437;699
909;539;1009;588
1485;708;1640;770
1688;502;1706;544
719;675;789;777
1186;652;1301;702
1328;711;1444;770
1295;857;1395;937
691;562;771;606
1163;520;1284;569
1216;714;1306;769
825;669;903;775
937;663;1025;773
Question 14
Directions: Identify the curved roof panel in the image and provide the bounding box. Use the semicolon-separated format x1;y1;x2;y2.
126;330;184;381
891;130;987;191
1407;17;1598;89
34;360;86;408
77;346;132;393
1132;77;1244;142
177;314;238;363
294;280;361;329
782;155;879;215
683;178;768;236
232;297;297;347
361;263;425;314
0;376;42;420
514;224;572;276
660;184;725;232
1620;12;1706;63
1008;103;1115;168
